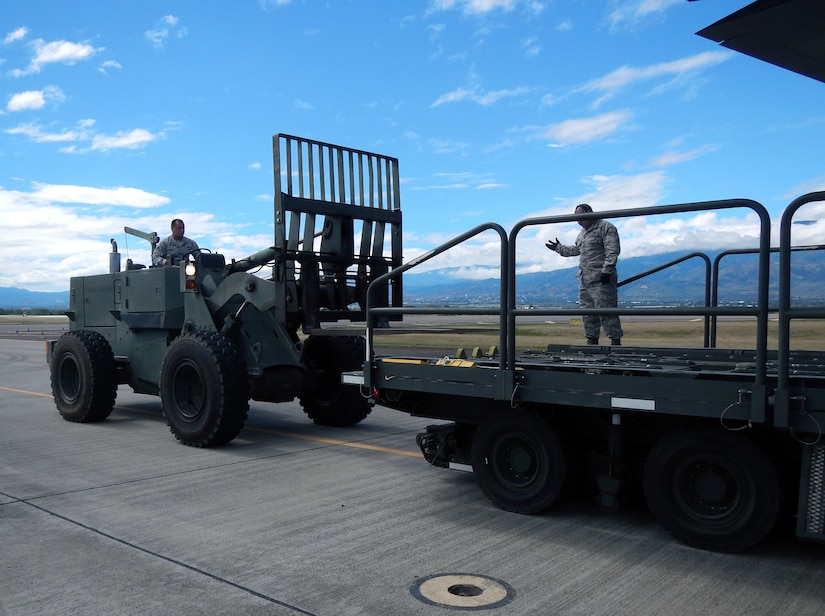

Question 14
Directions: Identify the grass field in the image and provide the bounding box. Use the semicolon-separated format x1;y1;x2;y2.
0;315;69;325
6;314;823;351
372;318;825;352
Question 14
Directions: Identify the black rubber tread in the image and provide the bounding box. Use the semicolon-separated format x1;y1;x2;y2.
471;410;567;514
159;330;249;447
51;329;117;423
643;425;781;553
299;335;372;427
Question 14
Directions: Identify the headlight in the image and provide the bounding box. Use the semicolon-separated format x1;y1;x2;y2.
184;261;197;290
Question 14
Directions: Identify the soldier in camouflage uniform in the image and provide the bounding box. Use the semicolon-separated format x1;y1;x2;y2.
546;204;623;345
152;219;200;267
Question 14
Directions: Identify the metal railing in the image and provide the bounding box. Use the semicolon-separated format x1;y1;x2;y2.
617;252;712;346
363;194;825;397
777;192;825;397
507;199;772;384
364;223;509;370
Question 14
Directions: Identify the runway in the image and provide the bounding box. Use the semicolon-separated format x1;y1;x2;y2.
1;337;824;615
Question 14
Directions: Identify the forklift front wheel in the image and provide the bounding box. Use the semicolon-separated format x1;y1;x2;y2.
51;329;117;423
160;330;249;447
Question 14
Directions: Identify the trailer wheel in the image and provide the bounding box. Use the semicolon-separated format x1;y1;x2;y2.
471;411;567;514
299;335;372;427
644;426;781;552
51;330;118;423
160;330;249;447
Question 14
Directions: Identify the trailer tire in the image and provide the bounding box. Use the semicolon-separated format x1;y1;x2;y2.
299;335;372;427
644;426;781;553
160;330;249;447
51;330;118;423
471;411;567;514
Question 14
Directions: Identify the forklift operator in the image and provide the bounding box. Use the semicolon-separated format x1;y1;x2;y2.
152;219;200;267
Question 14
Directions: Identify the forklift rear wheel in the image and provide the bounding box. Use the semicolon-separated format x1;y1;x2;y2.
160;330;249;447
299;335;372;427
471;411;567;514
51;329;118;423
644;426;781;552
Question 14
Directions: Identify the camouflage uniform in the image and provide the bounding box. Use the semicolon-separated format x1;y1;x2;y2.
152;235;200;267
552;219;623;342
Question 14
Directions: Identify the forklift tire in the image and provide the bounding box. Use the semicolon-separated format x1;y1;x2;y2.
299;335;372;427
51;330;118;423
644;426;781;553
160;330;249;447
471;411;567;514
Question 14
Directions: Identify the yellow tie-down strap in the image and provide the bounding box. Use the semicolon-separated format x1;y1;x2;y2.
435;357;477;368
377;357;478;368
379;357;428;365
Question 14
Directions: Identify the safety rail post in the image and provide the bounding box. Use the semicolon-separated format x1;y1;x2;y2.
711;245;825;348
618;252;712;346
776;191;825;429
710;248;767;349
363;223;509;388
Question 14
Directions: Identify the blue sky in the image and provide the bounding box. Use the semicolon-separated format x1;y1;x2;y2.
2;0;824;292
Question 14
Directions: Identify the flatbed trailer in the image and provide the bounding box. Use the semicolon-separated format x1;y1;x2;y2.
347;192;825;553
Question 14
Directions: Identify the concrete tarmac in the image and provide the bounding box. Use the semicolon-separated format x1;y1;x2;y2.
1;338;824;615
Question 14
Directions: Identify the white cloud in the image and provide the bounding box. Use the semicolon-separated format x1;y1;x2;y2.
535;110;634;147
0;183;167;289
6;86;65;112
403;171;825;283
605;0;684;30
464;0;517;13
29;183;170;207
145;15;187;49
5;121;85;143
409;170;501;190
258;0;293;10
7;90;46;111
12;38;101;76
520;36;540;57
0;183;255;291
98;59;122;75
575;52;732;107
428;0;518;15
6;121;165;153
432;85;529;107
88;129;158;152
650;144;719;167
3;27;28;45
427;138;470;155
502;172;772;277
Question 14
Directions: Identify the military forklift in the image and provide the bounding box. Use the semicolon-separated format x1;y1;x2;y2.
47;134;402;446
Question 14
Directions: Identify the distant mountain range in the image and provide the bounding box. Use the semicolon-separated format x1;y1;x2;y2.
3;249;824;310
0;287;69;310
403;249;825;308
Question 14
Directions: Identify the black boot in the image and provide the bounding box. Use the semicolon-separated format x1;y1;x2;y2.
587;337;599;345
611;338;621;345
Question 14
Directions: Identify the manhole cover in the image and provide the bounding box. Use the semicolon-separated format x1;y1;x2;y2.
411;573;515;610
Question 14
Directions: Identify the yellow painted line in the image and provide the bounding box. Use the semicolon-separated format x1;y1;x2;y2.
251;428;421;457
1;389;422;459
0;385;52;398
118;404;422;458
